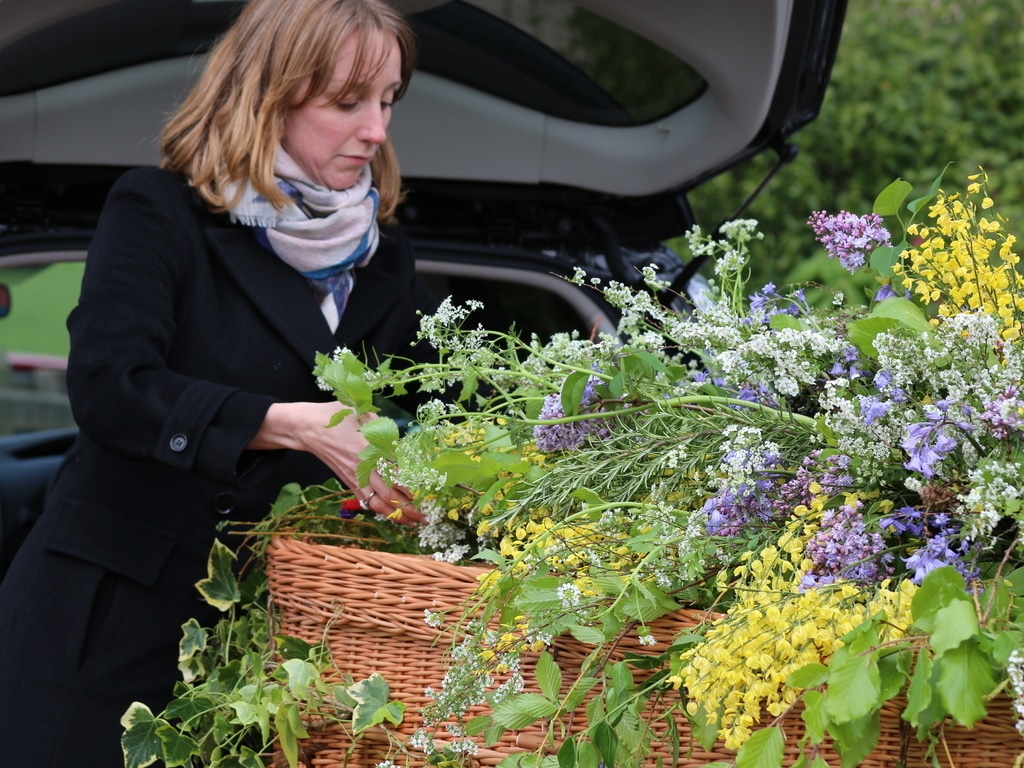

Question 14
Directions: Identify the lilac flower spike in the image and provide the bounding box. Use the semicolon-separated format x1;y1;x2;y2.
533;376;609;452
807;210;892;273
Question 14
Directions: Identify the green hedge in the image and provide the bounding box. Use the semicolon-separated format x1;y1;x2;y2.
684;0;1024;297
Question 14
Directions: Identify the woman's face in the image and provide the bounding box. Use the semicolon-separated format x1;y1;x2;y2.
282;33;402;190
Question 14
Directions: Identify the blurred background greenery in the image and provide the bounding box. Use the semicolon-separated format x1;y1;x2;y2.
682;0;1024;301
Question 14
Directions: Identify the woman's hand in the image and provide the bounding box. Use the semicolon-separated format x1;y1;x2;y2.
249;401;422;524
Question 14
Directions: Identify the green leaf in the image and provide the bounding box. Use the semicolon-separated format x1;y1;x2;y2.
178;618;207;663
153;726;197;767
515;578;565;613
360;416;400;451
873;177;913;216
735;726;784;768
576;740;602;768
867;297;930;333
801;690;828;744
827;711;880;768
593;721;619;768
906;164;950;215
275;634;318;661
769;313;807;331
281;658;317;698
824;649;880;723
912;566;967;632
120;702;164;768
561;370;592;417
557;736;576;768
687;704;721;752
571;486;606;508
349;673;405;732
902;653;939;729
275;706;300;768
847;316;901;359
869;243;902;277
569;626;606;647
936;641;998;727
535;651;562;701
787;662;829;689
491;693;559;729
195;539;240;612
356;417;400;486
929;600;980;654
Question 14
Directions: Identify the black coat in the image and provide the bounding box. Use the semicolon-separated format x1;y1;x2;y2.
0;167;438;765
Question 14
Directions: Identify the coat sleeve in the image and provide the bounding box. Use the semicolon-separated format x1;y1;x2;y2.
66;169;277;485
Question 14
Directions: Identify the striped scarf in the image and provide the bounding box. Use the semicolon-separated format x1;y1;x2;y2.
227;148;380;331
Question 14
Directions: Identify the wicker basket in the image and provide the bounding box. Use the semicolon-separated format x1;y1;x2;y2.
265;536;1023;768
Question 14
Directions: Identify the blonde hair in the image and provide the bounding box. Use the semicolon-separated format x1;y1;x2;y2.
160;0;416;223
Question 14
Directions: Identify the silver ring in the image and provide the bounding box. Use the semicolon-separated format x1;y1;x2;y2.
359;491;376;510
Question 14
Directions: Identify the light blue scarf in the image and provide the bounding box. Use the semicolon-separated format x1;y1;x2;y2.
227;148;380;331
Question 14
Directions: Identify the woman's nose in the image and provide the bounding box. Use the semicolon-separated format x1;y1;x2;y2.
359;105;389;145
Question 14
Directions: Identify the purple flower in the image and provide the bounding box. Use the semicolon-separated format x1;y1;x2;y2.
859;395;891;426
747;283;807;324
901;400;973;478
807;211;892;273
980;386;1024;439
704;482;775;537
882;506;979;585
533;377;609;452
829;345;864;379
801;499;892;589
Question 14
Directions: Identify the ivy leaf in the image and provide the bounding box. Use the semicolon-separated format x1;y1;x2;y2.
177;619;208;683
275;634;317;662
194;539;240;612
274;705;302;768
491;693;559;729
534;651;562;701
735;725;784;768
281;658;317;699
120;702;164;768
349;673;405;732
156;726;200;767
936;641;998;727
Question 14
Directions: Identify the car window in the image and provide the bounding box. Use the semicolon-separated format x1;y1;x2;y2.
416;0;706;126
1;0;705;128
0;254;615;437
0;260;80;435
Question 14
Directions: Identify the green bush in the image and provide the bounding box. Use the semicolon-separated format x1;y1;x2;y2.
685;0;1024;293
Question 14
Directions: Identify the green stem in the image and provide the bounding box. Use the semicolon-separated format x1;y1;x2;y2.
521;394;817;430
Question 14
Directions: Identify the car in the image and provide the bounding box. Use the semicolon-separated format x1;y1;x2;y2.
0;0;847;579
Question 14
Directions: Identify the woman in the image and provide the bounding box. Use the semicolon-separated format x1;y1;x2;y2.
0;0;434;763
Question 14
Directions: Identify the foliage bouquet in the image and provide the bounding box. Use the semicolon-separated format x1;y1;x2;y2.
313;168;1024;768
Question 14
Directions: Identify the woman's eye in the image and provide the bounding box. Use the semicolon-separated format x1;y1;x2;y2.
381;101;394;110
337;102;358;111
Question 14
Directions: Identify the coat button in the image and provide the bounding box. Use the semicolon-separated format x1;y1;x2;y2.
214;492;235;516
169;433;188;452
